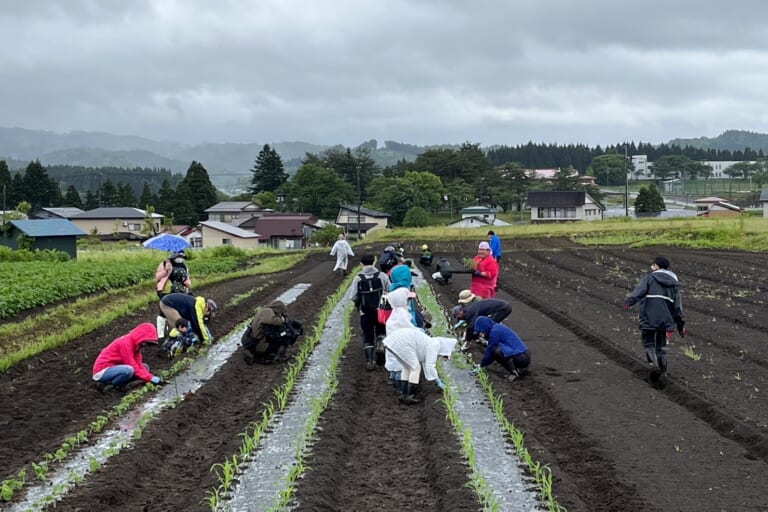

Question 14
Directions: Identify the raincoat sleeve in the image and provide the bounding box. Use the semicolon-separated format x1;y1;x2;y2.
117;340;154;382
194;297;212;343
421;337;440;381
183;263;192;288
625;275;650;307
155;261;170;292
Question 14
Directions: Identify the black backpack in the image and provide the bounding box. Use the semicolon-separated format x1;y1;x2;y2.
357;272;384;310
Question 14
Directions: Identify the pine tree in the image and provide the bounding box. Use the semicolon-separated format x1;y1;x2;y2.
22;160;53;210
139;182;157;210
64;185;84;208
178;161;218;224
249;144;288;193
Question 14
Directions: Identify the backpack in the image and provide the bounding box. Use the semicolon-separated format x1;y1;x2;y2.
357;271;384;310
169;264;188;293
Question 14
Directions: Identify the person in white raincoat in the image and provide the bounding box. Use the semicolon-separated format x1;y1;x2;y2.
383;327;445;404
384;286;415;391
329;234;354;276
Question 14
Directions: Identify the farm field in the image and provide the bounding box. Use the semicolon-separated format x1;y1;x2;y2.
1;240;767;511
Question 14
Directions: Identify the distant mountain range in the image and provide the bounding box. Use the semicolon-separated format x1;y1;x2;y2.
3;126;767;192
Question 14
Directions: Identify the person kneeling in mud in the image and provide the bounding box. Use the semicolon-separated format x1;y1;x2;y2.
241;300;303;365
383;326;445;404
470;316;530;382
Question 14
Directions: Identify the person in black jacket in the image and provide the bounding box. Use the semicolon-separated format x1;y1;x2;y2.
624;256;685;377
451;290;512;343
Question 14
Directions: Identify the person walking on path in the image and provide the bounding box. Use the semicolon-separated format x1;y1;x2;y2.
92;323;164;391
469;241;499;299
487;230;502;261
351;254;391;370
470;316;530;382
452;290;512;344
330;233;354;276
623;256;685;378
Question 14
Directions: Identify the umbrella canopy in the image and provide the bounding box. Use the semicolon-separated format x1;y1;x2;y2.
143;233;191;253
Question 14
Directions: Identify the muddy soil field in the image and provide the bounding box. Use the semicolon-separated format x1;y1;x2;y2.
2;240;767;511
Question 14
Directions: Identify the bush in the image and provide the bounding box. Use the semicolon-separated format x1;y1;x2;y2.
402;206;429;227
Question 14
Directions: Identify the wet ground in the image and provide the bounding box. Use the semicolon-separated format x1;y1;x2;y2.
2;241;767;511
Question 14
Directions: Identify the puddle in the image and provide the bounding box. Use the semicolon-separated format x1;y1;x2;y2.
8;284;312;512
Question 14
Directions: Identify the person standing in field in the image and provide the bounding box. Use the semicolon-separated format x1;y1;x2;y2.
92;323;164;392
623;256;685;378
155;250;191;297
330;233;354;276
351;254;391;370
469;241;499;299
487;230;502;261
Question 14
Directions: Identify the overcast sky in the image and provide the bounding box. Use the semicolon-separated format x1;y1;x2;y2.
2;0;767;148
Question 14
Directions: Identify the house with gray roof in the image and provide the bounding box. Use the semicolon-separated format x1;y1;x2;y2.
204;201;272;226
1;219;87;259
527;191;604;223
31;207;85;220
336;204;389;238
199;220;261;249
70;207;164;240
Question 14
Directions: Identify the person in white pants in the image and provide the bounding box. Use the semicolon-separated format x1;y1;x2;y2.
383;327;445;404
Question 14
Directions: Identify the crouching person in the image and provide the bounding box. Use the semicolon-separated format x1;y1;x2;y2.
241;300;303;365
471;316;530;382
92;323;164;392
383;327;445;404
161;318;200;357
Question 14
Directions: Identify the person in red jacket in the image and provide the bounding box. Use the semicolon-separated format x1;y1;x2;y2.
469;241;499;298
92;323;164;391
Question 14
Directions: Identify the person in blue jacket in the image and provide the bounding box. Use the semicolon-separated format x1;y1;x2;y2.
471;316;530;382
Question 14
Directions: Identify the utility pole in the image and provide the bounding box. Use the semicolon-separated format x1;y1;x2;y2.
624;145;629;217
356;164;361;241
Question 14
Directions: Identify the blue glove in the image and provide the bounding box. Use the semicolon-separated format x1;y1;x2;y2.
151;376;163;385
436;378;445;390
473;271;482;277
469;365;481;376
453;320;467;330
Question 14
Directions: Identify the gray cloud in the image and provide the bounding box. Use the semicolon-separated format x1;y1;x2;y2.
2;0;768;147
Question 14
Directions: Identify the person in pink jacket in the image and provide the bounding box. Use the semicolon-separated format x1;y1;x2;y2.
469;241;499;298
92;323;164;391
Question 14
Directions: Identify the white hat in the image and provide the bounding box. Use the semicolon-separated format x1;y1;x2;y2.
478;241;491;250
457;290;477;304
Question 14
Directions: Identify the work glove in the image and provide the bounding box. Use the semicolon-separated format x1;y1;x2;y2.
473;271;483;277
435;378;445;390
469;365;482;376
150;376;163;385
453;320;467;330
676;319;686;337
623;303;630;311
666;330;674;341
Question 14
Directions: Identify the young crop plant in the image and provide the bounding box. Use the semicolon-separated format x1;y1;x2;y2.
682;344;702;361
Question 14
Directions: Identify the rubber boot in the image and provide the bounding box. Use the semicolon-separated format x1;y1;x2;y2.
364;347;376;371
274;344;288;363
395;379;407;399
658;352;668;374
645;348;659;371
399;382;421;405
156;316;167;340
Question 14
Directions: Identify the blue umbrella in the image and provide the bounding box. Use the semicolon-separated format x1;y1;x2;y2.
143;233;191;253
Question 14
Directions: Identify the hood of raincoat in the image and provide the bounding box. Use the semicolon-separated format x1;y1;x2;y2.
389;265;413;291
474;316;494;337
650;269;679;287
127;323;159;347
268;300;287;316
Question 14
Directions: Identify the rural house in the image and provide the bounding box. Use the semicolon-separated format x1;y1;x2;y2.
199;220;261;249
238;213;319;249
1;219;86;259
30;206;85;220
760;190;768;218
694;196;743;217
70;207;164;241
527;191;604;223
204;202;272;226
336;204;389;238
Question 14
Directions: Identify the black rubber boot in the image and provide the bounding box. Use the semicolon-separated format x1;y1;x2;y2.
399;382;421;405
364;347;375;371
645;348;660;371
658;352;668;374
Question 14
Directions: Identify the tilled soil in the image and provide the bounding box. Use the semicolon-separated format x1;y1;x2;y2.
2;240;768;511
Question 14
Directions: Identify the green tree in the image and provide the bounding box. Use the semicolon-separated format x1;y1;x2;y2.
367;171;443;225
64;184;84;208
551;167;581;190
651;155;701;182
157;179;176;215
99;179;118;207
142;206;160;236
84;190;99;209
22;160;53;210
588;153;631;186
253;191;278;210
402;206;429;227
139;182;157;210
284;162;354;218
116;182;137;207
634;184;666;213
249;144;288;193
179;161;218;224
309;223;344;247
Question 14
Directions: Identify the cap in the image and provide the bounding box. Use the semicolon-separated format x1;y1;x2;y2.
457;290;477;304
478;241;491;250
452;305;464;318
653;256;670;269
173;250;187;259
421;244;428;250
206;299;218;313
